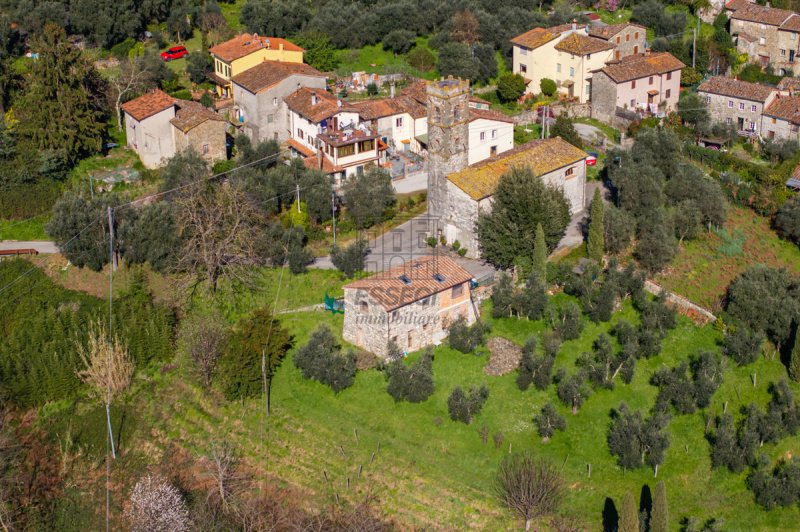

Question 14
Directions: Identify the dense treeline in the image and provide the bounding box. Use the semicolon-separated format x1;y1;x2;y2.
0;261;174;406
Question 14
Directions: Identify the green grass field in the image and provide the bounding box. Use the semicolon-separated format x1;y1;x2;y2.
335;38;438;80
0;214;49;240
63;278;799;530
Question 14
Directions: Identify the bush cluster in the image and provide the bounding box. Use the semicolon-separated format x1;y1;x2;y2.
293;326;357;393
448;317;489;353
386;349;435;403
447;385;489;424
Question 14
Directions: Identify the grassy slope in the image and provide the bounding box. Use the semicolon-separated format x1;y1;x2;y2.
104;287;800;530
656;206;800;312
334;38;438;80
0;214;49;240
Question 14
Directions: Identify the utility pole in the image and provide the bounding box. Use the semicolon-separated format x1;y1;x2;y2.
106;206;117;460
331;191;336;246
296;183;300;212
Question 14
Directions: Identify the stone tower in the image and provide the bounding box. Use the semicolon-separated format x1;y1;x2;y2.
426;77;470;218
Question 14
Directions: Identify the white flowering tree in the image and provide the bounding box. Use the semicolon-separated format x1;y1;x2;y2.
125;474;189;532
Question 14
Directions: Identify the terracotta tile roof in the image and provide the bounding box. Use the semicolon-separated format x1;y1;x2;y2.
344;256;473;311
588;23;646;40
468;107;515;124
778;77;800;91
779;14;800;32
470;94;491;105
287;138;315;158
231;61;324;94
697;76;777;102
302;154;342;174
510;27;559;50
725;0;754;11
554;33;615;55
351;96;426;120
598;52;685;83
285;87;341;123
447;138;587;201
170;100;225;133
764;95;800;124
121;89;175;121
400;79;428;105
209;34;303;63
730;4;793;26
792;162;800;179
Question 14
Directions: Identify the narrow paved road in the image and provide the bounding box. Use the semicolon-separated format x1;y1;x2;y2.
0;241;58;253
391;172;428;194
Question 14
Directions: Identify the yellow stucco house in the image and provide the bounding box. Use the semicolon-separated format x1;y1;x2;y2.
208;34;304;98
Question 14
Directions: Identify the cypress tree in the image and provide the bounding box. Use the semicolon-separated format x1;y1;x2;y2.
790;325;800;383
532;222;547;282
650;481;668;532
619;492;640;532
587;188;605;263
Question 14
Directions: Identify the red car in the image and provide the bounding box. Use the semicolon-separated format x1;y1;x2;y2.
161;46;188;61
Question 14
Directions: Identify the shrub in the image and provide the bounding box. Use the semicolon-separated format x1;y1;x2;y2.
448;385;489;424
517;337;555;391
457;248;468;257
331;239;368;278
540;78;557;97
293;325;357;393
426;236;437;247
722;325;763;366
747;458;800;509
533;402;566;441
448;317;489;353
407;47;435;71
386;349;435;402
497;73;526;103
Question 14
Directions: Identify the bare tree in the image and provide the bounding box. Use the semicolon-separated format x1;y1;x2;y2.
174;182;261;292
108;57;157;132
75;321;134;400
126;474;190;532
495;452;563;531
204;440;240;508
177;309;229;387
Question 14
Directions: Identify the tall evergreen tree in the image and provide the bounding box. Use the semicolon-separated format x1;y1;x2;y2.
17;23;107;166
790;325;800;383
533;222;548;282
650;481;669;532
619;492;640;532
587;188;605;263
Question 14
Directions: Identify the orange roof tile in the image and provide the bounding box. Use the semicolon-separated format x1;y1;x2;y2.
447;138;587;201
209;34;303;63
169;100;226;132
588;23;647;40
554;33;615;55
121;89;175;121
285;87;342;123
344;256;473;311
468;107;515;124
731;4;794;26
599;52;685;83
764;95;800;124
231;61;324;94
287;138;315;158
779;14;800;32
510;27;559;50
697;76;776;102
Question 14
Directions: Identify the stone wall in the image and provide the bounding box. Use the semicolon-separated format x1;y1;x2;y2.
699;91;774;131
763;115;800;142
176;119;227;164
513;102;592;125
590;71;617;124
609;26;648;59
644;280;716;325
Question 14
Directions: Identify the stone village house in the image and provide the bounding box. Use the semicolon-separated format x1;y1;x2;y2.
423;78;587;258
122;89;227;169
591;51;685;124
727;2;800;75
343;256;477;357
697;76;779;135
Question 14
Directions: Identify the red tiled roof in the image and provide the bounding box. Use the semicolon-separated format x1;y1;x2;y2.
302;154;342;174
351;96;426;120
779;14;800;32
169;100;225;133
778;77;800;91
344;256;473;311
730;4;794;26
763;95;800;124
287;138;315;158
121;89;175;121
598;52;685;83
510;27;559;50
725;0;754;11
231;60;324;94
697;76;777;102
554;33;615;55
285;87;342;123
209;34;303;62
468;107;515;124
400;79;428;105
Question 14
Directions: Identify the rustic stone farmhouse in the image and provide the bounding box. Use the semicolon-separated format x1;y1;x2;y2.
591;52;685;124
342;256;477;357
762;94;800;141
727;2;800;74
431;138;588;258
511;22;646;102
122;89;227;169
697;76;778;135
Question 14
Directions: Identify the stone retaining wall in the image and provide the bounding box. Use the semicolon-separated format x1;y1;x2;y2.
644;280;717;325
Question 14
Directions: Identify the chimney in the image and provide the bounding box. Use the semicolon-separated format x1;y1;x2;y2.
645;48;651;56
337;99;342;108
279;42;284;51
390;83;395;99
572;19;577;32
312;92;317;106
